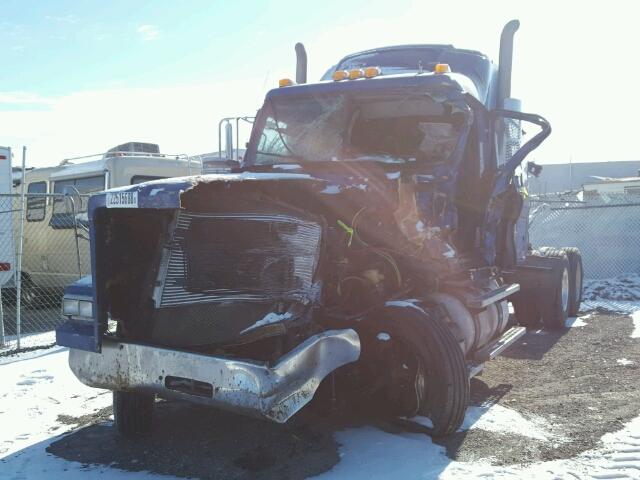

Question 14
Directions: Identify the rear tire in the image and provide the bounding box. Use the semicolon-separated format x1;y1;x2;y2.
558;247;583;316
113;390;154;437
535;248;570;330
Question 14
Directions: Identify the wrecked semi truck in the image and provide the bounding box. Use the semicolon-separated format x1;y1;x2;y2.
57;20;583;437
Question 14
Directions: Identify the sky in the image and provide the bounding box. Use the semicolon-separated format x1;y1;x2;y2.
1;0;639;168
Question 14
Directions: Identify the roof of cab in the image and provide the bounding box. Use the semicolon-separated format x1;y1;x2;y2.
321;44;494;104
267;70;481;103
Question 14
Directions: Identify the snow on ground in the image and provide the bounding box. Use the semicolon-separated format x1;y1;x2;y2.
317;416;640;480
0;348;111;458
583;273;640;302
566;313;591;328
632;311;640;338
617;358;635;366
0;330;56;354
582;275;640;340
460;405;558;442
0;346;639;479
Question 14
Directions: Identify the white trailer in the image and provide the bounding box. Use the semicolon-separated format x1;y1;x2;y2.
0;147;15;288
12;142;203;295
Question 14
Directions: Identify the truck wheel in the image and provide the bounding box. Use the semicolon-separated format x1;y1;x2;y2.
559;247;583;316
365;303;469;437
5;273;39;308
113;391;154;437
20;274;39;307
535;248;570;330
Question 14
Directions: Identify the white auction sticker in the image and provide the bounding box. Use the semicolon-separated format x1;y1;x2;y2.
106;191;139;208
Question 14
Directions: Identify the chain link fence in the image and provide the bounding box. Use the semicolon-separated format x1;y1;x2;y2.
530;192;640;279
0;193;90;354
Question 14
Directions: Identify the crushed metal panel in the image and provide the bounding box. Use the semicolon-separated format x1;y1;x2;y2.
68;329;360;423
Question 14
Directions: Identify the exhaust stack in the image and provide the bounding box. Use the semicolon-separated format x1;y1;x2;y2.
497;19;520;108
295;43;307;84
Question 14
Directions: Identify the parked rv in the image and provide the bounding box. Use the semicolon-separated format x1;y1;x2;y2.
0;147;15;289
11;142;202;299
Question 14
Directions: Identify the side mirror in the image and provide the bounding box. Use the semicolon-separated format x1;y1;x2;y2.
527;161;543;177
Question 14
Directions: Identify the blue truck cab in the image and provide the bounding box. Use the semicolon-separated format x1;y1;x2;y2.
56;20;582;438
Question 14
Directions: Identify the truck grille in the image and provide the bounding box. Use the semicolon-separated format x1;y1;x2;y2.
156;212;322;307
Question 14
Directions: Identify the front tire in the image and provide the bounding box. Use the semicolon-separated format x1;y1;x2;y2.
362;303;469;437
113;390;154;437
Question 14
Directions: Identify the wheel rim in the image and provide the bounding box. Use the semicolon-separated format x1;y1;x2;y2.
561;268;569;312
574;262;582;301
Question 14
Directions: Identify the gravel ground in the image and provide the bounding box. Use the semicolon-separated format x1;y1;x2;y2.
437;312;640;464
45;311;640;478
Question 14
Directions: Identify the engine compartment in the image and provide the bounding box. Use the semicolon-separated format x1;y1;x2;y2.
95;172;511;366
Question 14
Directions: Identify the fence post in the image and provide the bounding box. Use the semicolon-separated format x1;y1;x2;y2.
15;146;27;350
0;285;5;348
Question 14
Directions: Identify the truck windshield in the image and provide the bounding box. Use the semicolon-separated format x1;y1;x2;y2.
249;93;465;165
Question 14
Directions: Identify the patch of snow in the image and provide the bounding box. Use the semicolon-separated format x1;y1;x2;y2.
566;313;591;328
0;348;111;459
583;274;640;302
617;358;634;366
461;404;557;441
579;276;640;333
314;426;453;480
376;332;391;342
0;331;58;361
321;185;341;194
240;311;293;334
631;311;640;338
317;413;640;479
408;404;559;442
385;171;401;180
582;298;640;314
385;300;423;313
442;243;456;259
273;164;302;170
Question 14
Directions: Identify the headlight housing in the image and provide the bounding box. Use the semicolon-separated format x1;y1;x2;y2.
63;297;93;320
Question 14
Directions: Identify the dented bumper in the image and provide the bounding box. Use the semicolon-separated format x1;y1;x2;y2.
68;329;360;423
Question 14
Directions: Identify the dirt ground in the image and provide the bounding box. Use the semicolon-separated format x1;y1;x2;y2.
46;311;640;479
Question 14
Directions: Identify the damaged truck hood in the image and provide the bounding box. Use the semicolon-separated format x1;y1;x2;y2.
91;172;324;211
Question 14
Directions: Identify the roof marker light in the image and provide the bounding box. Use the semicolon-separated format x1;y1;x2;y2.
279;78;295;87
364;66;381;78
332;70;349;81
348;68;364;80
434;63;451;74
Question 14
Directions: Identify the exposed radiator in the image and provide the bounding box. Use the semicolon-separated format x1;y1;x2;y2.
154;212;322;308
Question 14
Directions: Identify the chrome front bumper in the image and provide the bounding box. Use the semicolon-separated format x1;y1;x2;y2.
68;329;360;423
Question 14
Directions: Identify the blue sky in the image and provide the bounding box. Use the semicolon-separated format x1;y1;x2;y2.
2;0;365;95
2;0;639;167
